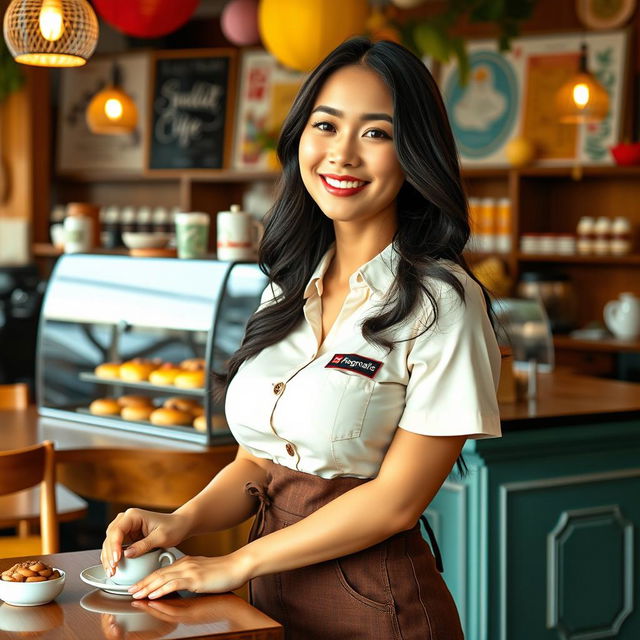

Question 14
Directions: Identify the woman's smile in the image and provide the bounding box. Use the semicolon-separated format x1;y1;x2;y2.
319;173;369;196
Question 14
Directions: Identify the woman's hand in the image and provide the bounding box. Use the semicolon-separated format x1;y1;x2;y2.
101;508;191;577
128;553;253;600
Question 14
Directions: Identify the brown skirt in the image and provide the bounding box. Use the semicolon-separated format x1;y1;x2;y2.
245;462;464;640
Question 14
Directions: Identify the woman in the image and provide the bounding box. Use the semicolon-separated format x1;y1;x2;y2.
102;37;501;639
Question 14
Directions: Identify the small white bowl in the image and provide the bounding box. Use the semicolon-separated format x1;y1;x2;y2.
0;569;65;606
122;232;170;250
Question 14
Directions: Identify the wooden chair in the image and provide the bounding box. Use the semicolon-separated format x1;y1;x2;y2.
0;383;29;410
0;441;59;558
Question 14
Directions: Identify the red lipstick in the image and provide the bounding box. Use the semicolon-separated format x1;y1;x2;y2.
320;174;369;197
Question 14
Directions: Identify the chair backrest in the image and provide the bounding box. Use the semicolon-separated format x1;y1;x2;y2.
0;383;29;410
0;441;58;553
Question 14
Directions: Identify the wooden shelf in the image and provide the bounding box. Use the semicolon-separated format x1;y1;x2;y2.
32;243;129;258
56;169;281;183
460;164;640;179
517;253;640;265
518;165;640;178
554;335;640;353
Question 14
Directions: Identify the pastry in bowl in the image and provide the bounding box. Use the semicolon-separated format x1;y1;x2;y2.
0;561;65;606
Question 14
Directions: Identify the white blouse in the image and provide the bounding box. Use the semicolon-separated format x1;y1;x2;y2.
225;243;501;479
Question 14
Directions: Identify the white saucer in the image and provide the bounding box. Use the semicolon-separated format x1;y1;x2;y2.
80;565;133;597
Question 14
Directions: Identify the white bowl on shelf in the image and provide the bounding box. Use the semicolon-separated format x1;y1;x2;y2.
0;569;65;606
122;232;170;250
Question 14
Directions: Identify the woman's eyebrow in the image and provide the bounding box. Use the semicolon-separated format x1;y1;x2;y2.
311;105;393;123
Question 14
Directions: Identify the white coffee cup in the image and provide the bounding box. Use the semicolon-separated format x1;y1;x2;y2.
216;204;263;261
110;548;176;585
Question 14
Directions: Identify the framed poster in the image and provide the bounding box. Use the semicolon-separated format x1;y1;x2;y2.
440;30;630;166
57;52;150;173
148;49;237;171
232;49;307;170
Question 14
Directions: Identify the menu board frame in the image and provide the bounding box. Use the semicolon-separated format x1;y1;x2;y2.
147;48;237;173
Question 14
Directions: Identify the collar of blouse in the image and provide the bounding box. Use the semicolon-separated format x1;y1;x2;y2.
303;242;397;300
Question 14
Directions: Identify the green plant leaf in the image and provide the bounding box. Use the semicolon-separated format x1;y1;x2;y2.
0;38;24;104
413;22;451;63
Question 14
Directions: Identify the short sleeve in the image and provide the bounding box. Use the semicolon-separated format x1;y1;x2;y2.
397;273;502;439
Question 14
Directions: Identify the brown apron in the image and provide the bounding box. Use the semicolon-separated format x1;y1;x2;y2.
245;461;464;640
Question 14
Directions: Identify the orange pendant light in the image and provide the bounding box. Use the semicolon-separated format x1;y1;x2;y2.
555;43;609;124
86;63;138;135
3;0;98;68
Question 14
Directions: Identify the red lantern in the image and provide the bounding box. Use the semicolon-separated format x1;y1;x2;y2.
92;0;200;38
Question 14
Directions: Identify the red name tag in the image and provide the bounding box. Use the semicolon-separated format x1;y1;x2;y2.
325;353;383;379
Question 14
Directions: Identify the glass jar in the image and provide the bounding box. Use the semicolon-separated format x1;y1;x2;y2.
576;216;595;254
610;217;632;255
593;217;611;255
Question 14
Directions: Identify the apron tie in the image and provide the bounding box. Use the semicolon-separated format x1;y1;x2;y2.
419;514;444;573
245;481;271;539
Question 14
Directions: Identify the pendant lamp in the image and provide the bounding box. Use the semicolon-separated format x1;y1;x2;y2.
555;43;609;124
86;63;138;135
3;0;98;67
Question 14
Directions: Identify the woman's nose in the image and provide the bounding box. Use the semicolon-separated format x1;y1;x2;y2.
328;134;360;167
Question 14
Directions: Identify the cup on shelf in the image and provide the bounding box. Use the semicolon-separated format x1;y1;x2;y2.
216;204;263;261
174;212;210;259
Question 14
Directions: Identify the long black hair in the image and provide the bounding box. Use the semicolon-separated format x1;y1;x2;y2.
221;37;494;476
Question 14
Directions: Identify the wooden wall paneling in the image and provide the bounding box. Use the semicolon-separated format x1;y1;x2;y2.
55;179;182;211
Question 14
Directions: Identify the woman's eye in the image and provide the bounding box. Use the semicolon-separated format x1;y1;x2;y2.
311;121;335;133
364;128;391;140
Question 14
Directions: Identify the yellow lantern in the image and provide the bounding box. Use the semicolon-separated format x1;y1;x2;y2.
258;0;369;72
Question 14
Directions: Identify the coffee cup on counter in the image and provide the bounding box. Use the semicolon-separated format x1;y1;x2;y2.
216;204;263;261
110;548;176;586
174;212;210;259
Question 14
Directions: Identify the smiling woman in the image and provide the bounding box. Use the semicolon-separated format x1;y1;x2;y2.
298;65;404;228
101;37;501;640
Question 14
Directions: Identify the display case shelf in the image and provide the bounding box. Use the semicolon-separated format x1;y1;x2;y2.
78;372;206;396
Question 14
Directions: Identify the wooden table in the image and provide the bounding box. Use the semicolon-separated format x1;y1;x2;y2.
0;549;282;639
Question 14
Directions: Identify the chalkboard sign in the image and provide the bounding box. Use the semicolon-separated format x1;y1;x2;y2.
148;49;236;171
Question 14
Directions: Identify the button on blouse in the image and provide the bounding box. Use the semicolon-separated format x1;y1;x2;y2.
225;243;502;479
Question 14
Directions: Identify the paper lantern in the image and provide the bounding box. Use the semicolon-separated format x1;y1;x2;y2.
92;0;199;38
221;0;260;46
259;0;369;72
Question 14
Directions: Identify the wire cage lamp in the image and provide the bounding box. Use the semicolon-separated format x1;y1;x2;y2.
3;0;99;67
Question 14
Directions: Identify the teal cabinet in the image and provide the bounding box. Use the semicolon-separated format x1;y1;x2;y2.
425;419;640;640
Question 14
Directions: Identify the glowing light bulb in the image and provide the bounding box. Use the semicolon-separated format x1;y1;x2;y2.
39;0;65;42
104;98;124;121
573;83;590;108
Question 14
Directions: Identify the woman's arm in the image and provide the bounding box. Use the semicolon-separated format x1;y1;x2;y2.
174;446;270;537
102;446;268;571
127;428;465;598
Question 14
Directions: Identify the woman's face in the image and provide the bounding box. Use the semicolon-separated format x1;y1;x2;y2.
298;65;405;227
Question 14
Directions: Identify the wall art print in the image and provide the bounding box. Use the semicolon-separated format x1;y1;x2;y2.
440;30;630;166
232;49;307;171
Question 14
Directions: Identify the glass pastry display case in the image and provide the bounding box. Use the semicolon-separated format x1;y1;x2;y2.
37;254;268;444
